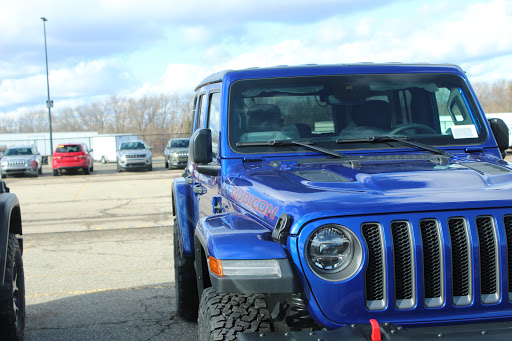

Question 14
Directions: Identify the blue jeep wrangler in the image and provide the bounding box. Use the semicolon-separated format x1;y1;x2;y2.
172;63;512;340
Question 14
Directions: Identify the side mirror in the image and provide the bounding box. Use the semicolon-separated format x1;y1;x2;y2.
189;128;219;176
89;149;94;152
149;147;153;150
488;118;509;158
190;128;212;164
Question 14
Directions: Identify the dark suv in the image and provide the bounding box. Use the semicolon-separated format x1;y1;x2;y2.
173;63;512;340
164;138;189;169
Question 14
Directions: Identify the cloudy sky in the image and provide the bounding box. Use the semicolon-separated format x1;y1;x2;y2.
1;0;511;118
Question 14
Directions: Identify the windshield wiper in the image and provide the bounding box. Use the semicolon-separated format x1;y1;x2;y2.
236;140;345;158
336;136;451;157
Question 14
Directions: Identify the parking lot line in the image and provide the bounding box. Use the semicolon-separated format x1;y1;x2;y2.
74;183;90;200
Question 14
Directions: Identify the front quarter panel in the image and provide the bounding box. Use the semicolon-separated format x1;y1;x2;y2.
194;213;300;294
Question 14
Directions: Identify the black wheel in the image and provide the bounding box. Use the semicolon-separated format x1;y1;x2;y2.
90;163;94;172
147;164;152;172
117;163;121;172
0;234;25;341
84;165;90;175
174;218;199;321
198;287;271;341
165;160;169;169
38;164;42;175
53;169;59;176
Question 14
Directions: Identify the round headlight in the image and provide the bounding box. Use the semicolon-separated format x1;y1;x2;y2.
307;226;354;273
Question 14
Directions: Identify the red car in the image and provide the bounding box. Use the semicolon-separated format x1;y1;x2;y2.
52;143;94;176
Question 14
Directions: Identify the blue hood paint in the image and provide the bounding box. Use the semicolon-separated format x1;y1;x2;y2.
224;153;512;234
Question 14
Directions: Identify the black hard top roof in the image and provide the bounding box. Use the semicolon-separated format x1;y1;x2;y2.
194;62;461;91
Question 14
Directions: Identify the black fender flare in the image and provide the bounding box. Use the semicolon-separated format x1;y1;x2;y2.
0;192;21;285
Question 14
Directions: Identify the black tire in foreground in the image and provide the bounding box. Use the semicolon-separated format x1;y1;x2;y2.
198;287;271;341
0;234;25;341
173;218;199;321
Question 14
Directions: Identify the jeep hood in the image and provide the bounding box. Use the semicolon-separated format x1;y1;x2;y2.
225;156;512;232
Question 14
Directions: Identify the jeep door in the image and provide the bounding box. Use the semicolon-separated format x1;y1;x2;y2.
190;89;222;223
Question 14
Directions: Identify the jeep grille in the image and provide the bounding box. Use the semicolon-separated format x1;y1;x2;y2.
7;160;26;165
362;213;506;310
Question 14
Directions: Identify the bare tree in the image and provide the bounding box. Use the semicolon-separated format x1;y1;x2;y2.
53;107;85;132
5;91;196;137
18;110;48;132
473;79;512;113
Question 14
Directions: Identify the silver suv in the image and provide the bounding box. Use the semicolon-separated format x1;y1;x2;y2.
116;140;152;172
0;145;42;178
164;138;189;169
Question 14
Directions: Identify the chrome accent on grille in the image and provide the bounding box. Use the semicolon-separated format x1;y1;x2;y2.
391;221;415;309
7;160;26;165
476;216;499;304
362;223;386;310
420;219;444;308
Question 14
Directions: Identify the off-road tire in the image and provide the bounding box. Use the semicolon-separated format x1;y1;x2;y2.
173;218;199;321
0;234;25;341
198;287;271;341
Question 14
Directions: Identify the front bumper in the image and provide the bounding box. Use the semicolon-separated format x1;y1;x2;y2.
118;158;152;170
1;164;37;176
169;155;188;168
238;320;512;340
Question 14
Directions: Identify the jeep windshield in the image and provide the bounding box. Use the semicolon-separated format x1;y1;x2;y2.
228;73;488;155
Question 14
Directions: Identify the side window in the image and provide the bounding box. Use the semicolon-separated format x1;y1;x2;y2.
207;92;221;160
196;93;208;130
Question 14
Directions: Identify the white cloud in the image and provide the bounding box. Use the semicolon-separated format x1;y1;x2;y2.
1;0;512;117
0;57;138;112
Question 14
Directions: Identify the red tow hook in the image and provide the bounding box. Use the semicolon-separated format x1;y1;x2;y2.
370;319;382;341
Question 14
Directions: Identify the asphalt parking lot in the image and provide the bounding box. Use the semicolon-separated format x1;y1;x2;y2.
4;158;197;340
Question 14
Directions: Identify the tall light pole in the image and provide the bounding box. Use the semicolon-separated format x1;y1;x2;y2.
41;17;54;157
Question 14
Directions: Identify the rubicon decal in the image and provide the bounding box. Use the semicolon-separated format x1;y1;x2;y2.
229;186;279;220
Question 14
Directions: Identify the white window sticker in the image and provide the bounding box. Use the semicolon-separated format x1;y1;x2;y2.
451;125;478;139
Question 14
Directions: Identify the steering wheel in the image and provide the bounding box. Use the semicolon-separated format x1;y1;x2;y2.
389;123;437;135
